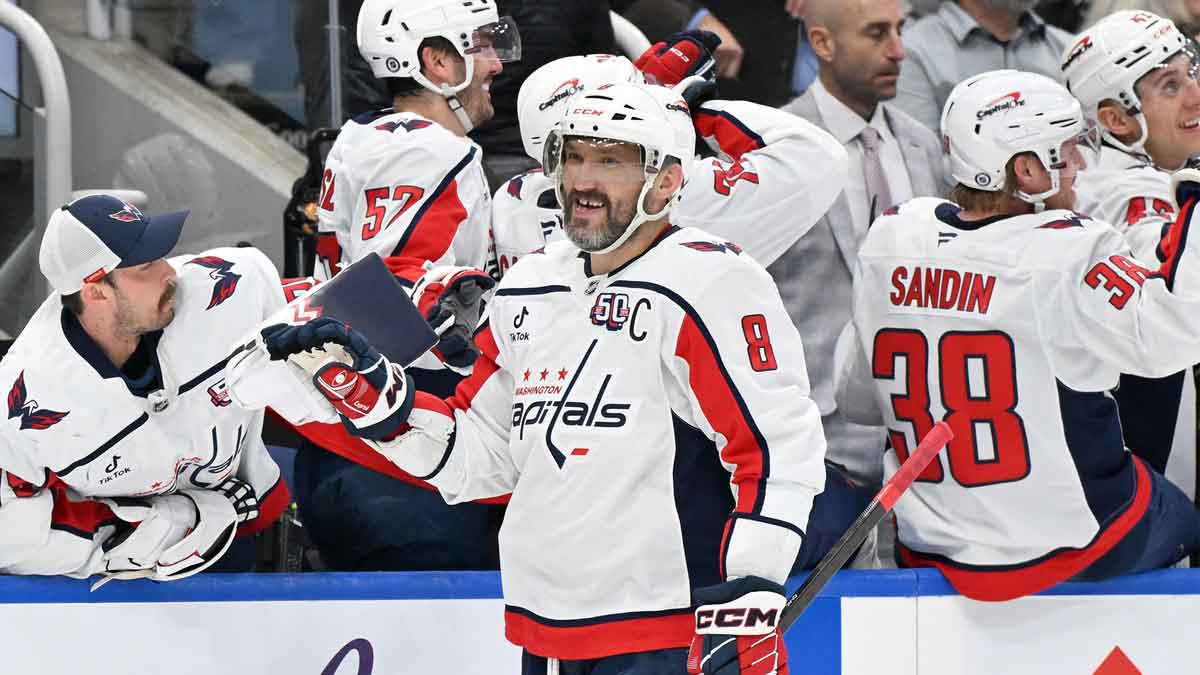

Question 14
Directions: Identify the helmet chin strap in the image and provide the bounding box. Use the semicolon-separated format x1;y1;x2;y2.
1101;112;1152;162
1017;169;1062;214
413;58;479;134
447;94;476;134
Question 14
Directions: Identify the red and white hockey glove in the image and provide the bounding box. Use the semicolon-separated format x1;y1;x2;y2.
410;266;496;369
636;30;721;87
261;317;413;440
688;576;789;675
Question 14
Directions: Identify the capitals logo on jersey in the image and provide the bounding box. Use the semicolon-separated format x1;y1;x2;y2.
680;240;743;255
1037;214;1087;230
376;119;433;134
187;256;242;309
6;371;69;431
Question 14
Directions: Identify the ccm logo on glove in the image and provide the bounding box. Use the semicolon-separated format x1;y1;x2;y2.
694;590;784;635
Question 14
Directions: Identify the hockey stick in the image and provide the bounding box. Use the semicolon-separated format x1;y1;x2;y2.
779;421;953;633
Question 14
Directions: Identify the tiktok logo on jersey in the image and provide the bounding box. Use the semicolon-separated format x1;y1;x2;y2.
99;454;131;486
6;371;69;431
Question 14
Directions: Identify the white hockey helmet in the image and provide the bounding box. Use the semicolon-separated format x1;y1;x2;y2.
356;0;521;130
941;69;1099;209
517;54;645;163
544;82;696;254
1061;10;1189;157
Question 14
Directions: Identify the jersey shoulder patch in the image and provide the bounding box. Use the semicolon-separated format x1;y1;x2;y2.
6;370;69;431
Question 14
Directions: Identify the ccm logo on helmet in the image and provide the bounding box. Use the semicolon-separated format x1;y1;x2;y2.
977;92;1025;120
695;607;780;631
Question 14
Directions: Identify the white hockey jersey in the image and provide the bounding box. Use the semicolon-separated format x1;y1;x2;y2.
316;109;492;284
834;197;1200;601
487;99;848;279
1075;145;1196;501
1076;144;1175;261
379;226;826;659
0;247;289;578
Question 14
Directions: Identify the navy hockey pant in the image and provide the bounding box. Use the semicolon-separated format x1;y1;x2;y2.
522;648;689;674
1074;457;1200;581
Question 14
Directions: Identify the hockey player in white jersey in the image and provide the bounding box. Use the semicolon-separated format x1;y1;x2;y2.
488;35;848;280
265;83;825;674
0;195;292;583
317;0;519;286
834;70;1200;602
1062;10;1200;500
293;0;521;572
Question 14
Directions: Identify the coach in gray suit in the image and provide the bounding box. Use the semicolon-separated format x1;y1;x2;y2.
775;0;946;487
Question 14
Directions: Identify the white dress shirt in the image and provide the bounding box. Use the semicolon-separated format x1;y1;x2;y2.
811;78;914;237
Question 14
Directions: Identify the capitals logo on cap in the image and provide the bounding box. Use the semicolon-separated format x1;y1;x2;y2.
109;203;144;223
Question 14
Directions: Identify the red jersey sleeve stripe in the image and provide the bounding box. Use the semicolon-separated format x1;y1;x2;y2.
1157;195;1196;291
281;412;509;505
675;313;770;516
389;147;477;264
693;109;766;161
447;322;501;414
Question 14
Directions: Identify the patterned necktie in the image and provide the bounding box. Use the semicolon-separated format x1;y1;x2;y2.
859;126;894;227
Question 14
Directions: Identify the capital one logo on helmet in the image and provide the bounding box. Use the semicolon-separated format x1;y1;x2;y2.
539;79;582;111
977;92;1025;120
1062;36;1093;70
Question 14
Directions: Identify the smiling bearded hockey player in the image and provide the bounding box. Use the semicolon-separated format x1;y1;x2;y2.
262;82;826;674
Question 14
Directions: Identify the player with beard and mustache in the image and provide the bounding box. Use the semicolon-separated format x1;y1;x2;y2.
892;0;1073;132
0;193;292;583
264;82;835;674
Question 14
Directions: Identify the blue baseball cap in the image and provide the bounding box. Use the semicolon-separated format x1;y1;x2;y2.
38;194;188;294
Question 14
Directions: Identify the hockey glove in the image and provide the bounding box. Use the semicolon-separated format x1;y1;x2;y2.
636;30;721;88
687;576;789;675
261;317;414;440
410;266;496;370
93;488;239;590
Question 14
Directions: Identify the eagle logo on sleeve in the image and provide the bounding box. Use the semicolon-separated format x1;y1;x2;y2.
7;372;69;431
187;256;242;310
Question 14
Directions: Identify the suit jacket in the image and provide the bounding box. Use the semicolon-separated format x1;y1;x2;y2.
772;89;946;483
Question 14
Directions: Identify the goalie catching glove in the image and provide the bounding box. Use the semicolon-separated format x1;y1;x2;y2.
688;576;789;675
261;316;414;440
91;479;256;590
409;266;495;369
